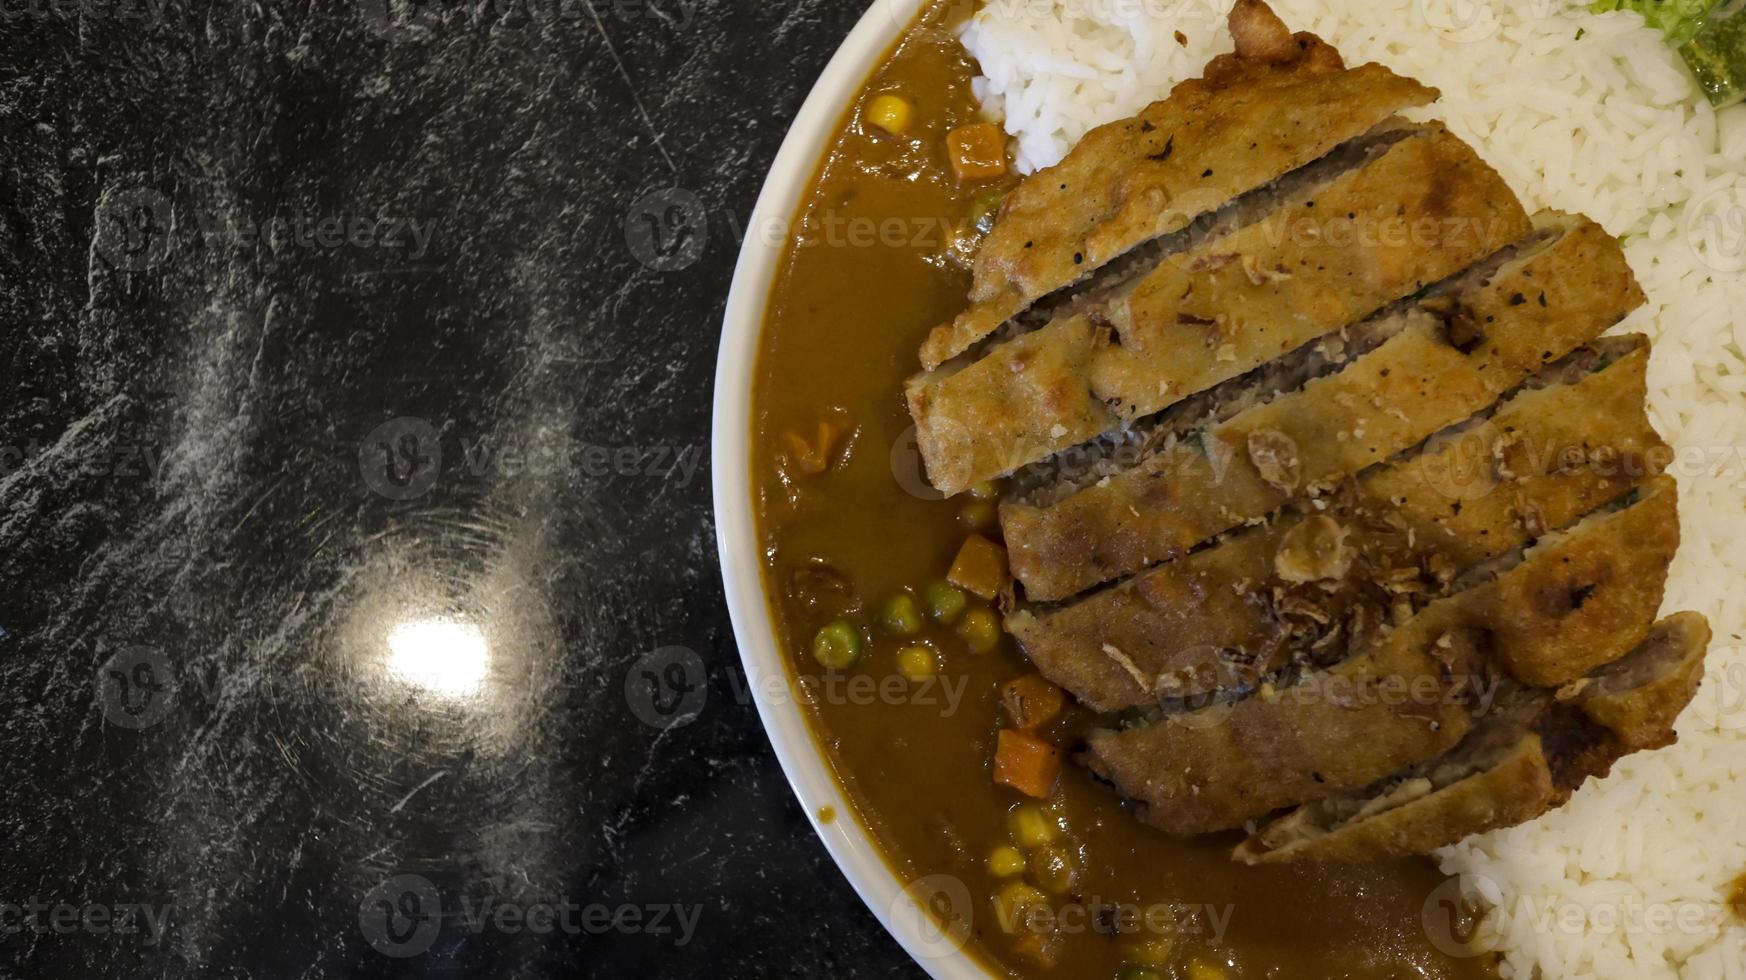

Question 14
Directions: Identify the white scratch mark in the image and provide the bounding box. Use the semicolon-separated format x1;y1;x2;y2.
583;3;677;174
389;771;450;814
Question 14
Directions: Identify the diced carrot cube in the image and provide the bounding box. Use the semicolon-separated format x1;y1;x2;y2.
993;729;1062;799
947;123;1009;183
948;534;1008;600
1001;674;1066;733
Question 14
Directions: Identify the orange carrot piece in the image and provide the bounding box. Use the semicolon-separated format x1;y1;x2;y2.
993;729;1063;799
1001;674;1067;733
947;123;1009;183
948;534;1009;600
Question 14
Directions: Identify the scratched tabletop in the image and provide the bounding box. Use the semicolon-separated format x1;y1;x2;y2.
0;1;920;976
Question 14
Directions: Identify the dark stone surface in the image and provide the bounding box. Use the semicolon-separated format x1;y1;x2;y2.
0;0;918;975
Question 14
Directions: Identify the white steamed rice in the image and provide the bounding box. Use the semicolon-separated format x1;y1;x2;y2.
962;1;1746;976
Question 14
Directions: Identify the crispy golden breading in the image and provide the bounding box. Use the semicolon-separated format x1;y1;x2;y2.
918;2;1438;371
1082;624;1485;835
907;317;1115;498
1088;126;1531;421
1010;341;1665;712
1003;213;1644;601
1234;612;1708;863
1234;734;1558;864
1084;479;1678;834
900;0;1699;858
911;126;1529;497
1483;477;1681;687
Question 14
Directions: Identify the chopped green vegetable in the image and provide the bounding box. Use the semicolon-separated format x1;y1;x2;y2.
969;188;1008;236
878;593;923;637
1592;0;1720;45
921;579;968;625
1681;1;1746;106
811;619;863;670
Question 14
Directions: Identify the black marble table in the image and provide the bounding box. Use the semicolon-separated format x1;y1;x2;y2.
0;1;919;975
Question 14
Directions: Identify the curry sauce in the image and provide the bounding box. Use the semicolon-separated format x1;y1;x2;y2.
750;4;1501;977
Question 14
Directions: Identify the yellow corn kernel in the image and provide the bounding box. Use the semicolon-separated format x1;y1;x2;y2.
896;644;939;682
866;94;913;136
957;607;1001;654
969;480;1001;500
992;881;1047;935
986;845;1026;877
1007;803;1056;848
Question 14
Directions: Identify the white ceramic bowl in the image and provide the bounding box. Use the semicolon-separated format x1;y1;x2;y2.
711;2;990;977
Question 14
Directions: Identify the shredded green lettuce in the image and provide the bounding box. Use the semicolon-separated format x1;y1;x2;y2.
1591;0;1721;44
1680;3;1746;106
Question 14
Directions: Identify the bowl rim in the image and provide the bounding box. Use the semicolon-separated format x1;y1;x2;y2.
709;1;990;978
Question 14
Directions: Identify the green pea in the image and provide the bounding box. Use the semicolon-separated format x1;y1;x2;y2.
922;580;968;625
811;619;863;670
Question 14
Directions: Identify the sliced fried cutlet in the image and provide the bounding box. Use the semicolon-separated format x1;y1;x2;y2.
1481;476;1680;687
1009;338;1665;713
921;0;1439;371
1088;123;1531;422
1083;477;1679;835
1234;612;1709;863
906;316;1116;497
1081;621;1487;836
910;124;1528;498
1004;213;1644;601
